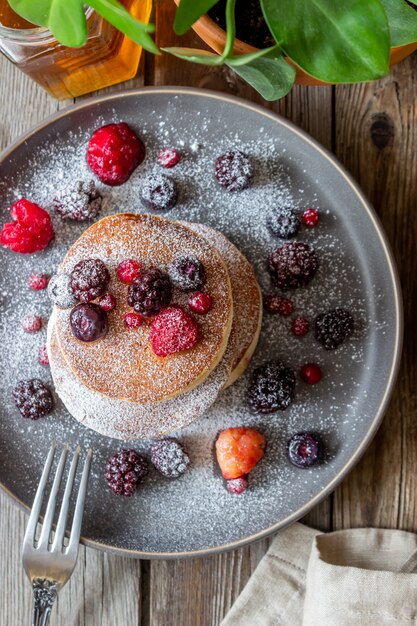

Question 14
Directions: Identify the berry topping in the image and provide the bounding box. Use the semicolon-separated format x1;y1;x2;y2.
169;255;206;292
47;273;77;309
291;317;310;337
1;199;53;254
53;180;103;221
97;293;116;311
28;273;48;291
302;208;319;227
263;294;293;316
150;438;190;478
226;476;248;494
124;312;143;329
13;379;53;420
21;314;42;333
140;173;178;211
70;303;108;343
300;363;322;385
150;306;199;357
216;427;265;480
87;122;145;186
157;148;180;168
38;346;49;366
315;308;354;350
266;207;300;239
247;361;296;414
215;150;253;192
288;432;323;468
70;258;110;303
105;449;149;496
268;242;319;290
127;267;172;317
188;291;213;314
117;259;141;284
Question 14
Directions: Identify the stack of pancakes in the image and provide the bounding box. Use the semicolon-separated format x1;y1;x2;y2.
47;213;262;440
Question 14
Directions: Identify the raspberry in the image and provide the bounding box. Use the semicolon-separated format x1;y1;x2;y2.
70;303;108;342
53;180;103;221
150;306;199;357
266;207;300;239
28;273;48;291
87;122;145;186
216;428;265;479
13;379;53;420
303;208;319;227
300;363;322;385
21;314;42;333
47;273;77;309
215;151;253;191
268;242;319;290
169;255;206;292
157;148;180;168
263;294;293;315
247;361;295;414
38;346;49;366
140;173;178;211
291;317;310;336
1;199;53;254
117;259;141;284
188;292;213;314
127;267;172;317
70;258;110;303
226;477;248;494
315;308;354;350
105;449;148;496
97;293;116;311
124;312;143;329
288;432;323;468
150;438;190;478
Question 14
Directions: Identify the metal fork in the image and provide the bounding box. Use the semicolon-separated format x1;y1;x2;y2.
22;443;93;626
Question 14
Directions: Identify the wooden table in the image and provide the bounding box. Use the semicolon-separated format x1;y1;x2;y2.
1;2;416;624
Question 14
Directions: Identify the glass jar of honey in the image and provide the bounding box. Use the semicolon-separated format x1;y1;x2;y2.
0;0;152;99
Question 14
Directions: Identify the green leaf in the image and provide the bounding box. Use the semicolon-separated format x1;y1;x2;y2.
380;0;417;46
174;0;219;36
261;0;390;83
226;53;296;101
227;44;281;67
162;47;223;65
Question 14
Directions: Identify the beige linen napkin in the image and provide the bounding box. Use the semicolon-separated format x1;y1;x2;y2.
222;523;417;626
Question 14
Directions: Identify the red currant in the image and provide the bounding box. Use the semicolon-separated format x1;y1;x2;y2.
124;312;143;329
300;363;322;385
28;273;48;290
188;292;213;314
291;317;309;337
117;259;141;284
97;293;117;311
302;208;319;227
21;314;42;333
157;148;180;168
263;294;293;316
38;346;49;366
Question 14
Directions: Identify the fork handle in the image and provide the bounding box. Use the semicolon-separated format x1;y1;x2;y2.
31;579;57;626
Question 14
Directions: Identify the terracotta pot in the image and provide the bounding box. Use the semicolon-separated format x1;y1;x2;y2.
173;0;417;87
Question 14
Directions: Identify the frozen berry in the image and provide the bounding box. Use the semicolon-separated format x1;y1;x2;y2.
215;150;253;192
303;208;319;227
47;273;77;309
124;312;143;329
28;273;48;291
151;438;190;478
247;361;295;414
300;363;322;385
140;173;178;211
53;180;103;221
288;432;323;468
128;267;172;317
226;476;248;494
21;314;42;333
70;258;110;303
266;207;300;239
13;379;53;420
188;292;213;314
87;122;145;186
70;303;108;342
263;294;293;316
291;317;309;336
216;427;265;479
169;255;205;292
157;148;180;168
315;308;354;350
1;198;54;254
117;259;141;284
150;306;199;357
38;346;49;366
268;242;319;290
105;449;148;496
97;293;116;311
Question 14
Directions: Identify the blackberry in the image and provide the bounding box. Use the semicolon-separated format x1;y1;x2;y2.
151;438;190;478
70;303;108;342
105;449;149;496
288;432;323;468
315;308;354;350
53;180;103;221
47;273;77;309
13;379;53;420
266;207;300;239
268;242;319;290
215;150;253;192
128;267;172;317
247;361;295;414
140;173;178;210
169;255;205;292
70;258;110;303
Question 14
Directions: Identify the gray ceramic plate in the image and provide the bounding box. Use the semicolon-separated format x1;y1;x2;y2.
0;88;402;558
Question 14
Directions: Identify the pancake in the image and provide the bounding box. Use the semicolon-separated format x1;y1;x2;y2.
55;213;233;404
